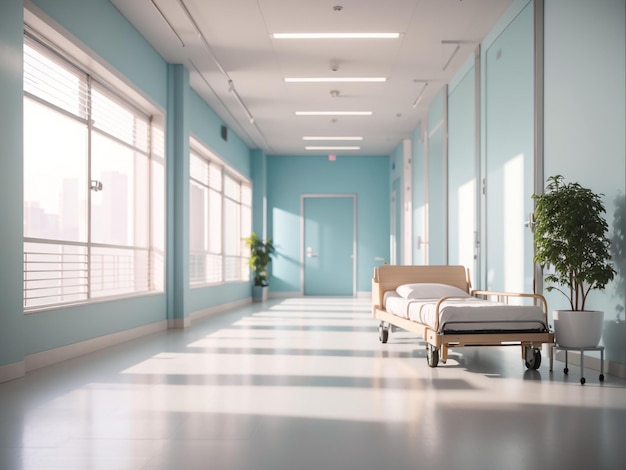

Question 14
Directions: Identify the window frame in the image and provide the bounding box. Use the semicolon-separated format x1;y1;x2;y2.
22;29;165;312
189;138;251;287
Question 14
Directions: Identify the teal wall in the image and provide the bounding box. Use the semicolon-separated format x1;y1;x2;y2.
0;1;27;366
189;89;251;179
0;0;256;374
544;0;626;364
266;155;389;293
0;0;170;369
433;0;625;367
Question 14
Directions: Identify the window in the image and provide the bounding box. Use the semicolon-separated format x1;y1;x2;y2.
189;141;251;285
23;34;164;311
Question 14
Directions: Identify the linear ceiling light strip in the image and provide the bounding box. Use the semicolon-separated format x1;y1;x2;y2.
442;43;460;71
412;82;428;108
295;111;372;116
272;33;400;39
440;40;478;71
284;77;386;83
228;80;254;124
305;146;360;150
303;136;363;141
150;0;185;47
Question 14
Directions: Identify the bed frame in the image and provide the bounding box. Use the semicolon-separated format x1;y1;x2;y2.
372;265;554;368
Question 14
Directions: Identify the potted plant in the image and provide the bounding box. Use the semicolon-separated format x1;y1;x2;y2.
243;232;275;301
532;175;616;348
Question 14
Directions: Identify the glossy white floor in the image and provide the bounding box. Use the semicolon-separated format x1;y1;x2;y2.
1;297;625;470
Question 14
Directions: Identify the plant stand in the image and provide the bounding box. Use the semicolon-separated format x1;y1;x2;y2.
549;345;605;385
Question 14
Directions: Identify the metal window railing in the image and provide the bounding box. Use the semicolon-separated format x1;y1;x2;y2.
24;238;151;311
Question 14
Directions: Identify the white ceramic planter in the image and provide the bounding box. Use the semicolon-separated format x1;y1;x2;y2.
553;309;604;348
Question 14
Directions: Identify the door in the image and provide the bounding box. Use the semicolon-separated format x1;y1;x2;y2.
303;196;355;295
390;187;398;265
448;60;478;280
484;3;534;293
427;92;447;265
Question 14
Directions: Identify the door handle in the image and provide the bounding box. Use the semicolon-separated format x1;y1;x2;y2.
525;212;536;232
306;246;318;258
417;235;428;249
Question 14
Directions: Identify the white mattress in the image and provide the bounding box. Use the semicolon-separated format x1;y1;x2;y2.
383;291;548;333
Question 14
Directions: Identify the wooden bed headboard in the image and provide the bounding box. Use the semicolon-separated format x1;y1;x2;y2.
371;265;471;312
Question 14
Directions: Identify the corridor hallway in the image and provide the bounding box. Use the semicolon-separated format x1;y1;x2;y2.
1;297;625;469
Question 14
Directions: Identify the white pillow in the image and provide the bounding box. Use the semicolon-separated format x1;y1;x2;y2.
396;283;469;299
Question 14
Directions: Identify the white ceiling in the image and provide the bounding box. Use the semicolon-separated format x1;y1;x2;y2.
111;0;512;156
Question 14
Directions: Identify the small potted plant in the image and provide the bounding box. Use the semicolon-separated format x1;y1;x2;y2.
243;232;275;301
532;175;616;347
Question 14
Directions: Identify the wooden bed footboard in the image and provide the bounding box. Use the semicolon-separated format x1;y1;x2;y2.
372;264;470;317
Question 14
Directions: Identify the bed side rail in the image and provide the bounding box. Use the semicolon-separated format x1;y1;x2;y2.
471;290;549;317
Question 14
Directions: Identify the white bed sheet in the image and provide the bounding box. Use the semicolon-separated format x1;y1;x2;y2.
383;291;548;333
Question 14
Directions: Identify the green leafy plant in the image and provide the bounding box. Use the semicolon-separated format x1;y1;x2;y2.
243;232;275;287
610;193;625;319
532;175;616;311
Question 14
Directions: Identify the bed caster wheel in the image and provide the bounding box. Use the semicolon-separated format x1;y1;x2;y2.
580;377;586;385
378;323;389;343
524;347;542;370
564;367;569;374
426;344;439;368
599;374;605;382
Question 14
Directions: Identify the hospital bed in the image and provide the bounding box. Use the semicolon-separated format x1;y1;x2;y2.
372;265;554;369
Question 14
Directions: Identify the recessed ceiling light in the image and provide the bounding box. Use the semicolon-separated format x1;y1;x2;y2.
272;33;400;39
295;111;373;116
305;146;361;150
285;77;386;83
303;136;363;141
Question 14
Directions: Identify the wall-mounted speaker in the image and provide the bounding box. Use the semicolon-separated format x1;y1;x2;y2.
221;125;228;141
